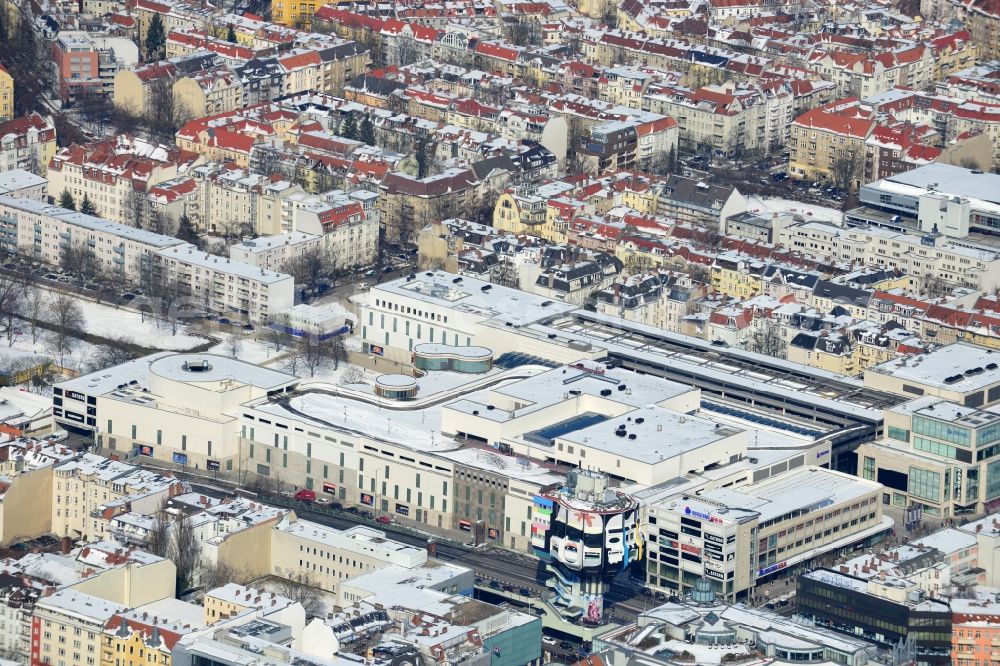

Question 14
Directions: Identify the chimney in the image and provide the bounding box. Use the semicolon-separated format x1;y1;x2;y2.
60;536;71;555
426;539;437;558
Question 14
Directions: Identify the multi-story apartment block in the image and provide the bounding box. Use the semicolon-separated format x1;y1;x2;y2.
594;270;707;332
154;245;295;323
0;196;183;283
0;114;57;176
50;453;184;541
31;590;125;666
46;135;199;225
645;82;793;155
228;231;323;272
51;32;137;105
113;52;221;117
777;219;1000;291
788;100;876;187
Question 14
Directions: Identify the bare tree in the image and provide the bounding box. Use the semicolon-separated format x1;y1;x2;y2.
0;277;25;346
23;287;44;344
85;337;141;372
123;189;149;229
831;150;863;191
200;561;239;590
169;513;200;595
224;327;248;358
745;318;785;358
266;327;291;355
297;335;331;378
45;293;86;368
339;366;367;385
281;247;325;289
146;502;171;558
273;573;324;618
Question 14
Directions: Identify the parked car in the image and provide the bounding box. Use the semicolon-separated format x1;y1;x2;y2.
376;515;392;524
294;489;316;502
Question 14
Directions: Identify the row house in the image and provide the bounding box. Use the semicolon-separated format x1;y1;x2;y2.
113;52;221;117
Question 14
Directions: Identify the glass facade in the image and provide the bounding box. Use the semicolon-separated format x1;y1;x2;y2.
913;436;971;462
987;459;1000;500
888;426;910;442
908;467;940;502
798;574;952;663
913;416;970;446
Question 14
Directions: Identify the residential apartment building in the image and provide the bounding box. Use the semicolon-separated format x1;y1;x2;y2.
378;169;480;243
50;453;183;541
777;220;1000;291
155;245;294;324
229;231;323;271
0;196;293;322
0;114;57;175
51;32;137;105
788;101;876;187
645;82;794;155
31;590;125;666
0;196;183;284
46;135;198;225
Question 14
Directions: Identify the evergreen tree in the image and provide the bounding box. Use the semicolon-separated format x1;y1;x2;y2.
145;14;166;61
59;189;76;211
360;114;376;146
79;194;97;216
340;113;358;140
226;23;237;43
176;214;200;246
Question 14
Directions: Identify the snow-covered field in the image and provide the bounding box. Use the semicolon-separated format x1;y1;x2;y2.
205;334;283;365
746;195;845;224
76;300;206;351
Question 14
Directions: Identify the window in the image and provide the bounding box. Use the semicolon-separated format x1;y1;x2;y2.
908;467;941;502
862;456;875;481
887;427;910;442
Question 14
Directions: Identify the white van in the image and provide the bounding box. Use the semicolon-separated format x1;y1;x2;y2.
50;429;69;443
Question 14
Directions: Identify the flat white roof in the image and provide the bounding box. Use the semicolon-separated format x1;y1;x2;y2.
870;342;1000;393
557;405;742;465
157;244;292;285
0;195;183;248
0;169;45;193
699;466;880;523
148;353;297;390
372;270;576;327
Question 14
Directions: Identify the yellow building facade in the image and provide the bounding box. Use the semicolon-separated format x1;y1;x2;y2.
0;65;13;121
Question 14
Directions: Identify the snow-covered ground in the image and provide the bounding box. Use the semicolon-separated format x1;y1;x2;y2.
746;195;845;224
76;300;206;351
205;334;282;365
4;319;102;375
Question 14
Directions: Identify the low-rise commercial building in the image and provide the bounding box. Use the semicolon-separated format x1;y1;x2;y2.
646;466;888;601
